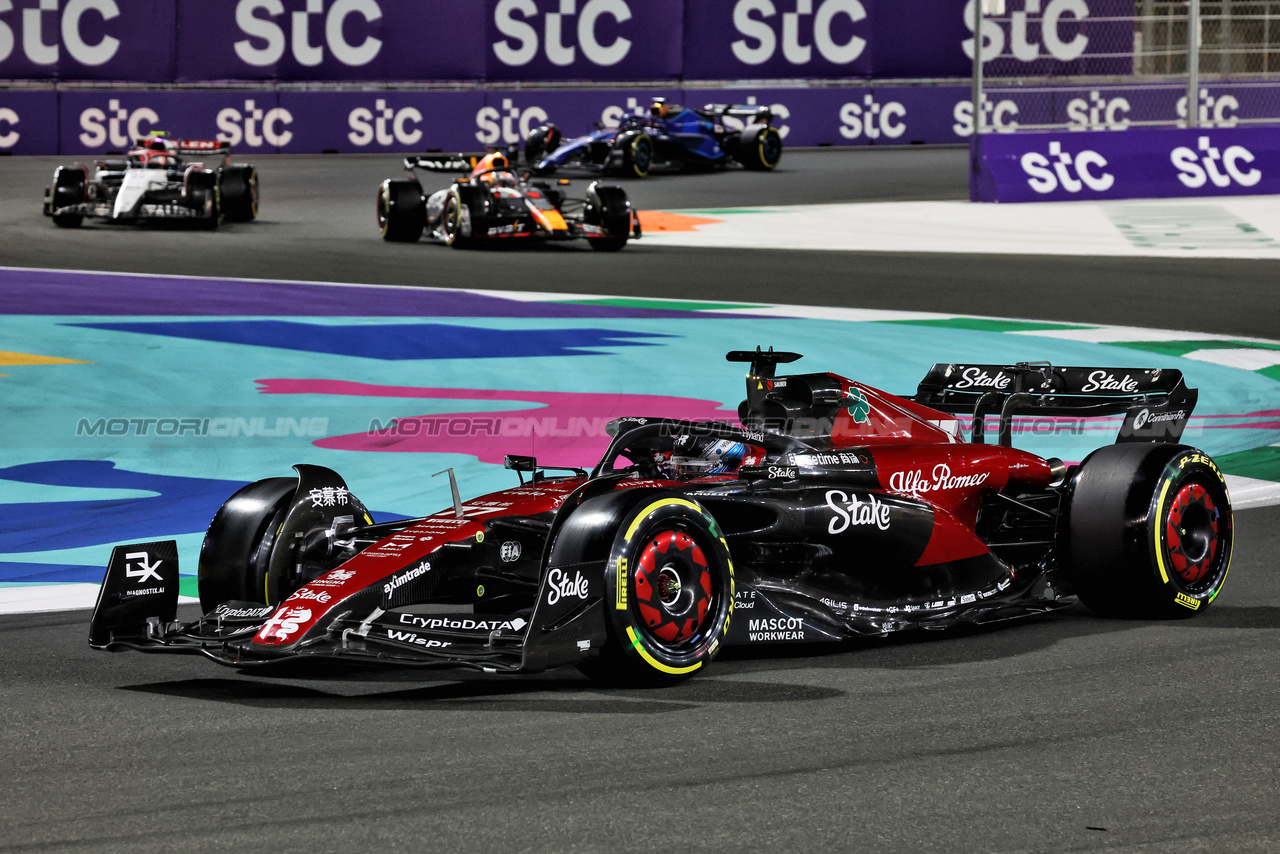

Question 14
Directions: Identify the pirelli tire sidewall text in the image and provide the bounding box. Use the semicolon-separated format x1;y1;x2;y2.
602;495;734;681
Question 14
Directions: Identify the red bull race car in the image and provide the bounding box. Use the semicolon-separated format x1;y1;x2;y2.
42;133;258;229
376;150;639;250
89;348;1232;686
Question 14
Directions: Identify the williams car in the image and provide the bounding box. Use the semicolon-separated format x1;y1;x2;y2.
525;98;783;178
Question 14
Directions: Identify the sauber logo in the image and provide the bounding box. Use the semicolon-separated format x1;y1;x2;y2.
124;551;163;583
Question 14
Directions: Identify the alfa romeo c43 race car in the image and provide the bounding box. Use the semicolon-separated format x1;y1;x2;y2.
90;348;1232;685
525;99;784;178
376;150;638;250
42;134;258;229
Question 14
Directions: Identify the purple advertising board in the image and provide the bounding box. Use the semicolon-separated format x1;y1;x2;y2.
485;0;684;82
0;89;59;155
174;0;487;83
0;0;175;81
0;0;1145;84
971;127;1280;202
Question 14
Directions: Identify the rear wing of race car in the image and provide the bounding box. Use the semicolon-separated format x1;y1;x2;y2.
133;136;232;156
910;362;1198;446
406;145;521;174
700;103;773;125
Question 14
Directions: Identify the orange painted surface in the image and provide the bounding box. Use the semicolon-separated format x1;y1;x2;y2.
636;211;724;233
0;351;89;366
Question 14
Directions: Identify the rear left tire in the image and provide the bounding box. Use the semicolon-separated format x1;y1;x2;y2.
584;182;631;252
377;179;425;242
219;165;259;222
736;124;783;171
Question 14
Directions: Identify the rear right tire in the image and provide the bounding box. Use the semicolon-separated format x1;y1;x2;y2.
1063;444;1233;619
584;182;631;252
50;166;86;228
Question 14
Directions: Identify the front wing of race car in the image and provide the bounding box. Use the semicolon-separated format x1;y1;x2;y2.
89;537;613;675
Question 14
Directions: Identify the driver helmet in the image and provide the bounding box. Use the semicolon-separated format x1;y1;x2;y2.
138;137;171;168
650;98;681;119
670;435;750;477
476;152;518;188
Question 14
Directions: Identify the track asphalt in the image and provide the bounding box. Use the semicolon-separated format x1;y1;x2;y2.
1;148;1278;852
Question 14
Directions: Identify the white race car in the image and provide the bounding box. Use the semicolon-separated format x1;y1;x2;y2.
42;134;258;229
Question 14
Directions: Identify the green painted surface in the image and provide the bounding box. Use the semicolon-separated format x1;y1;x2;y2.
1216;445;1280;481
1107;340;1280;358
179;576;199;600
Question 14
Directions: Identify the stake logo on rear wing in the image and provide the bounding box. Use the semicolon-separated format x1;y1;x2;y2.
912;362;1198;445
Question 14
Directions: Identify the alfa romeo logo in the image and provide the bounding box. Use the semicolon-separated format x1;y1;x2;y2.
847;387;871;424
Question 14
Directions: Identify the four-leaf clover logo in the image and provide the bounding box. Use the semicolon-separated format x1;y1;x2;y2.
847;387;871;424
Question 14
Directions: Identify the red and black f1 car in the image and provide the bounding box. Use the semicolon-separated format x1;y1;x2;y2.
42;133;258;229
90;348;1232;685
376;150;639;250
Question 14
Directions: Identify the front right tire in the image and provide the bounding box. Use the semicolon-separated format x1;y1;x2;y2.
377;179;425;242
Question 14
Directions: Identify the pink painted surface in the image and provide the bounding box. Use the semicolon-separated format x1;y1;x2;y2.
256;379;738;464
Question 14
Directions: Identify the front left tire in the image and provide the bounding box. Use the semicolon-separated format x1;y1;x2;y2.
377;179;425;242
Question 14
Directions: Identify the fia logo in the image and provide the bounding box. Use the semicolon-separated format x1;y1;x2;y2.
730;0;868;66
1020;140;1114;194
1170;136;1261;189
493;0;633;67
124;551;163;584
500;541;522;563
963;0;1092;64
839;94;905;141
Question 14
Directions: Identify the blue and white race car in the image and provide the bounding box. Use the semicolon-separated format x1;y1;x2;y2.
525;98;783;178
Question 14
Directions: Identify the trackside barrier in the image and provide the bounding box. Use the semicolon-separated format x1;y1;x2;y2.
970;127;1280;202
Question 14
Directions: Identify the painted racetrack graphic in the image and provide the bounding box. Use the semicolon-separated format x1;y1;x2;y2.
4;265;1280;614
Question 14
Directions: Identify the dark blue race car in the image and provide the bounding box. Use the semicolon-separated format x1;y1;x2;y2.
525;98;784;179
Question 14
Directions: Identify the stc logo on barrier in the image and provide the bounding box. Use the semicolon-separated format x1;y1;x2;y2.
1020;140;1114;194
839;94;905;141
476;98;548;145
217;99;294;147
963;0;1091;63
348;99;421;146
1171;136;1261;189
952;95;1019;136
79;99;158;148
731;0;867;66
0;107;17;147
1066;91;1131;131
493;0;634;67
234;0;382;67
0;0;120;66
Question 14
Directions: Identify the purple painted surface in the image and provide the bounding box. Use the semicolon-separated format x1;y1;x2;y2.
971;126;1280;202
0;268;752;318
280;90;486;154
0;90;59;155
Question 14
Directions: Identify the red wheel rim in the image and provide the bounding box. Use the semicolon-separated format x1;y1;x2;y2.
633;528;715;647
1165;482;1220;585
